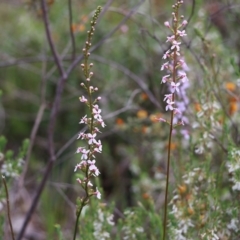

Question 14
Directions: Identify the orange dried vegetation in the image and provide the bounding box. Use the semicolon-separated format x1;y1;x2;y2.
194;103;201;112
225;82;236;91
140;92;148;101
116;118;124;125
136;110;148;119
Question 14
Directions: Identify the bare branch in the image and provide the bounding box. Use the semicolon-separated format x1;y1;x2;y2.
68;0;76;60
40;0;66;78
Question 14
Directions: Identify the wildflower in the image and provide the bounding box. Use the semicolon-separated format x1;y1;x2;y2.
227;218;239;231
162;74;171;83
171;81;181;93
166;98;175;111
88;133;97;145
80;115;88;124
79;95;88;102
163;50;170;59
161;2;190;239
177;30;187;37
89;165;100;177
93;104;102;120
161;62;170;71
166;35;175;43
158;118;167;123
160;8;189;126
75;7;104;218
171;40;181;52
81;149;89;159
164;21;170;28
95;188;101;199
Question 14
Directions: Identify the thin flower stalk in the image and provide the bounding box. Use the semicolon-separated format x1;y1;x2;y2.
159;1;188;239
73;6;103;240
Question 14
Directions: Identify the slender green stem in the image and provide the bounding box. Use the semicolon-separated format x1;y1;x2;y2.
73;197;88;240
162;21;178;239
2;176;15;240
162;111;174;240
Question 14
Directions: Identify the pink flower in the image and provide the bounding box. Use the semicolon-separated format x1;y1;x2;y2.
80;115;88;124
164;21;170;28
161;62;169;71
157;118;167;122
171;82;181;93
74;161;87;171
76;147;84;154
89;164;100;176
81;149;89;160
162;75;170;83
177;30;187;37
74;164;81;172
88;133;97;145
171;40;181;52
179;72;188;82
87;181;93;187
173;108;181;115
166;35;175;43
95;188;101;199
166;99;175;111
164;94;173;102
98;118;106;128
93;104;102;120
77;132;86;140
182;20;188;26
179;119;185;126
94;127;102;133
79;96;87;103
94;140;102;153
163;50;171;59
87;160;96;165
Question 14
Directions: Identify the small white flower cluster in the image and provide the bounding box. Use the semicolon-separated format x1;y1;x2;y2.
200;228;219;240
0;152;24;178
227;218;239;232
93;208;114;240
160;0;188;127
122;210;144;240
226;147;240;191
169;168;208;239
193;101;221;154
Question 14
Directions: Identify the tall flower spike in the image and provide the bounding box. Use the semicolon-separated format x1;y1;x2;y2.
160;0;188;127
73;6;103;240
161;2;189;240
76;5;103;199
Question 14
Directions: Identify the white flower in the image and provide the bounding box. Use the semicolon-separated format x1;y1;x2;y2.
88;133;97;145
81;149;89;160
107;215;115;226
162;74;170;83
232;181;240;191
95;188;101;199
79;95;88;102
89;164;100;176
80;115;88;124
227;218;239;231
171;40;181;52
177;30;187;37
164;21;170;28
171;81;181;93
